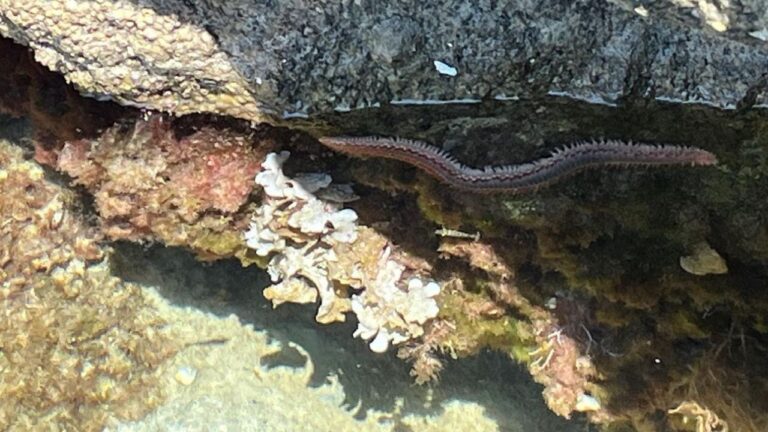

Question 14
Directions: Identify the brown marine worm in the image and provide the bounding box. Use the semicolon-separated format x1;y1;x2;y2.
317;136;717;193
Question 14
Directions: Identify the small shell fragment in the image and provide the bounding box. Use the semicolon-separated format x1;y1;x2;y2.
433;60;458;76
575;394;601;412
174;365;198;385
680;242;728;276
50;208;65;229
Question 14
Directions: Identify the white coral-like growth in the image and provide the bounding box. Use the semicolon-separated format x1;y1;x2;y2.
245;151;441;352
244;204;284;256
351;248;441;353
287;200;358;243
245;151;357;323
255;151;317;201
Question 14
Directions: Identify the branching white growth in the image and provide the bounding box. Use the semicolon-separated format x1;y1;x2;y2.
245;151;441;352
351;247;441;353
245;151;356;324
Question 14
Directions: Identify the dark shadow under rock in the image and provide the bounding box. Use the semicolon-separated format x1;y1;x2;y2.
110;242;590;432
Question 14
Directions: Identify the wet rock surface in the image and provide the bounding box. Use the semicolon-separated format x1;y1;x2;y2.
2;0;768;129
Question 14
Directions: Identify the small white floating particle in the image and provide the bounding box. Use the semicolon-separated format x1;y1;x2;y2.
433;60;458;77
545;297;557;310
575;394;601;412
634;6;648;17
174;366;198;385
749;28;768;42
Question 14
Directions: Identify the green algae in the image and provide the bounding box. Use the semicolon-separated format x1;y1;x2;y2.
437;288;537;363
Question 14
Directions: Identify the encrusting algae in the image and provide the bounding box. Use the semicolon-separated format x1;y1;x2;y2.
0;132;178;430
41;113;271;261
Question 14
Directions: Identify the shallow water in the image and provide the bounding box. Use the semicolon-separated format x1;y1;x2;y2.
4;80;767;430
110;243;592;432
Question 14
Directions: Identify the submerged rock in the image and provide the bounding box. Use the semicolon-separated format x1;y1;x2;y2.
2;0;768;126
679;241;729;276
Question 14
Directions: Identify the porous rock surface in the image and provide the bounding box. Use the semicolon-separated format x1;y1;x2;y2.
2;0;768;127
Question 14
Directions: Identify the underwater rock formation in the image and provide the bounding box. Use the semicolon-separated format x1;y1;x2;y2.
20;91;768;430
0;37;123;146
43;113;269;260
3;0;768;125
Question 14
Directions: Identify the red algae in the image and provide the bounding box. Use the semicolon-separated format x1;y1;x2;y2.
48;113;275;258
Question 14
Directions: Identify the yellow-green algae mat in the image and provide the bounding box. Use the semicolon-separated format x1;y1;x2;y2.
0;136;174;430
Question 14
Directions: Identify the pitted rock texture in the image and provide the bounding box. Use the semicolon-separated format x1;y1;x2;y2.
0;0;268;122
610;0;768;42
2;0;768;123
